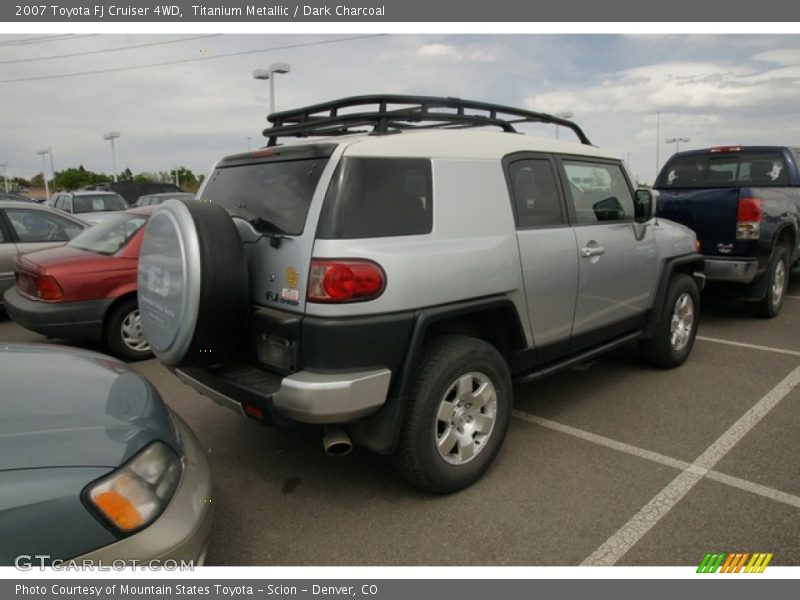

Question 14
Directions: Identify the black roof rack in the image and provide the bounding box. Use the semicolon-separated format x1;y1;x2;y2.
262;94;592;147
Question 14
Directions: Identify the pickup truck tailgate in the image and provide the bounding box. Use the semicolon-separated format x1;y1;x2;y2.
657;188;746;257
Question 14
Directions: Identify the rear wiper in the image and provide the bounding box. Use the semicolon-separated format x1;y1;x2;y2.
248;217;290;248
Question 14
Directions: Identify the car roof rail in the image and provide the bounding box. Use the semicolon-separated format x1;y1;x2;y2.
262;94;592;147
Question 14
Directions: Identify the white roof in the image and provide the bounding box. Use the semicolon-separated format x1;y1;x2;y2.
333;129;619;161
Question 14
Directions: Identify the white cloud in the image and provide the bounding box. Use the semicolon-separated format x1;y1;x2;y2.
416;42;496;63
752;49;800;65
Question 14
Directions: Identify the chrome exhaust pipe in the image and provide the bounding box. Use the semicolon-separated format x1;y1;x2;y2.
323;426;353;457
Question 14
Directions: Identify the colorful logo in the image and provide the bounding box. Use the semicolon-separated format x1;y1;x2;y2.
697;552;773;573
286;267;300;289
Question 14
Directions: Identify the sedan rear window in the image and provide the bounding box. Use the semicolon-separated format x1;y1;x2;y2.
317;158;433;239
658;153;789;188
69;213;147;255
73;194;127;214
200;158;327;236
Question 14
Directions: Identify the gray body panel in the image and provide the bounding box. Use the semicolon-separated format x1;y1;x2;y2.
572;222;657;335
0;344;211;564
0;467;116;564
0;344;179;470
516;227;578;347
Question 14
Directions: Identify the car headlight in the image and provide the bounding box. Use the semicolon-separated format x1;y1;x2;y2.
84;442;182;534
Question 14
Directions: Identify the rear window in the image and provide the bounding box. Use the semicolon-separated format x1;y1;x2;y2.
73;194;127;214
317;158;433;239
69;213;147;255
200;158;327;236
658;153;789;188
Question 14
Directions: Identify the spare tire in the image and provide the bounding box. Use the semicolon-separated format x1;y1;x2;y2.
137;199;249;367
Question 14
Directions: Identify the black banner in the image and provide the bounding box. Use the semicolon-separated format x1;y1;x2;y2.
2;0;800;22
4;579;798;600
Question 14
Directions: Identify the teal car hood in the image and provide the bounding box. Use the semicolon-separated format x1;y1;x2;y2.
0;344;179;470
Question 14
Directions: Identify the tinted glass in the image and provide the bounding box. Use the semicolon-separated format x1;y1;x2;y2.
200;158;327;236
564;161;634;224
658;153;789;188
6;209;84;243
72;194;127;214
318;158;433;239
69;213;147;255
508;159;564;228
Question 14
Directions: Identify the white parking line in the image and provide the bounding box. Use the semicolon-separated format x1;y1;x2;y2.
697;335;800;357
512;411;800;510
704;471;800;509
579;363;800;566
512;411;691;472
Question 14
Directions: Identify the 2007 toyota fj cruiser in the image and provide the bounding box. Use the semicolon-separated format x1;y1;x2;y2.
137;95;704;493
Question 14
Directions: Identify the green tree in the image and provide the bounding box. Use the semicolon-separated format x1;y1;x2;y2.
172;166;198;188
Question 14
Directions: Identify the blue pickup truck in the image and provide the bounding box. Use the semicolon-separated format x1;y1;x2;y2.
655;146;800;317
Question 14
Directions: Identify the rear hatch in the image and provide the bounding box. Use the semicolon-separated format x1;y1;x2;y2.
198;144;338;314
655;148;789;257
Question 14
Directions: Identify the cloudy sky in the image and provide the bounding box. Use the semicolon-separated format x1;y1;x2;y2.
2;33;800;185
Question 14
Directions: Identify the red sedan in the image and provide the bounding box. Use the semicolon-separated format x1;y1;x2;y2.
3;206;155;360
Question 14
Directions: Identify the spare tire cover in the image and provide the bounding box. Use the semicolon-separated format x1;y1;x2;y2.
138;199;249;367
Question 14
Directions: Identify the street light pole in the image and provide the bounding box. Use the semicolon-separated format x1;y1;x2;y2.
0;163;8;193
36;149;50;199
47;146;55;181
247;136;252;151
666;137;691;154
253;62;292;115
103;132;121;182
554;111;574;140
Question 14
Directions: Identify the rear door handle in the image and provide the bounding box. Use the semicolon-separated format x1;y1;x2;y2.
580;246;605;258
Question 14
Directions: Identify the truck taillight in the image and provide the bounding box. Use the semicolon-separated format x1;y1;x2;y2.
736;196;763;240
307;259;386;303
709;145;744;153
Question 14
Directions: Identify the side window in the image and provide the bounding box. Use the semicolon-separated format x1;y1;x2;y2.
0;219;6;243
508;159;564;228
6;209;82;243
318;158;433;239
564;161;635;224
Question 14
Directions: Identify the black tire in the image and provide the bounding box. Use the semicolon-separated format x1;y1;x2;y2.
105;297;153;362
138;199;249;367
746;246;789;319
392;335;513;494
640;273;699;369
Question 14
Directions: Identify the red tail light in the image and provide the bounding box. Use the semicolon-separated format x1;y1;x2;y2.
16;272;64;301
737;197;763;240
307;259;386;303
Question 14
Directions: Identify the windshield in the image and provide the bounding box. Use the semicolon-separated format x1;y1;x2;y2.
200;158;327;235
73;194;127;214
68;213;147;255
658;153;789;189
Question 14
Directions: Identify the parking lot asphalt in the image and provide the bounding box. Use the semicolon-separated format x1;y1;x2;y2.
2;284;799;567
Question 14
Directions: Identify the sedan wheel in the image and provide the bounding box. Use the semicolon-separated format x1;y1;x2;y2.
121;308;150;353
106;298;153;361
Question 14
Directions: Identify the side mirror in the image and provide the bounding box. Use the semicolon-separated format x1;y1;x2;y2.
634;189;654;223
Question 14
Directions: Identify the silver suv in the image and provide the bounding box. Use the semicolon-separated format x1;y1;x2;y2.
137;95;704;493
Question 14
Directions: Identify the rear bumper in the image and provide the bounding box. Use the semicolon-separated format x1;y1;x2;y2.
2;287;111;341
175;364;391;425
73;412;212;564
703;257;759;283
